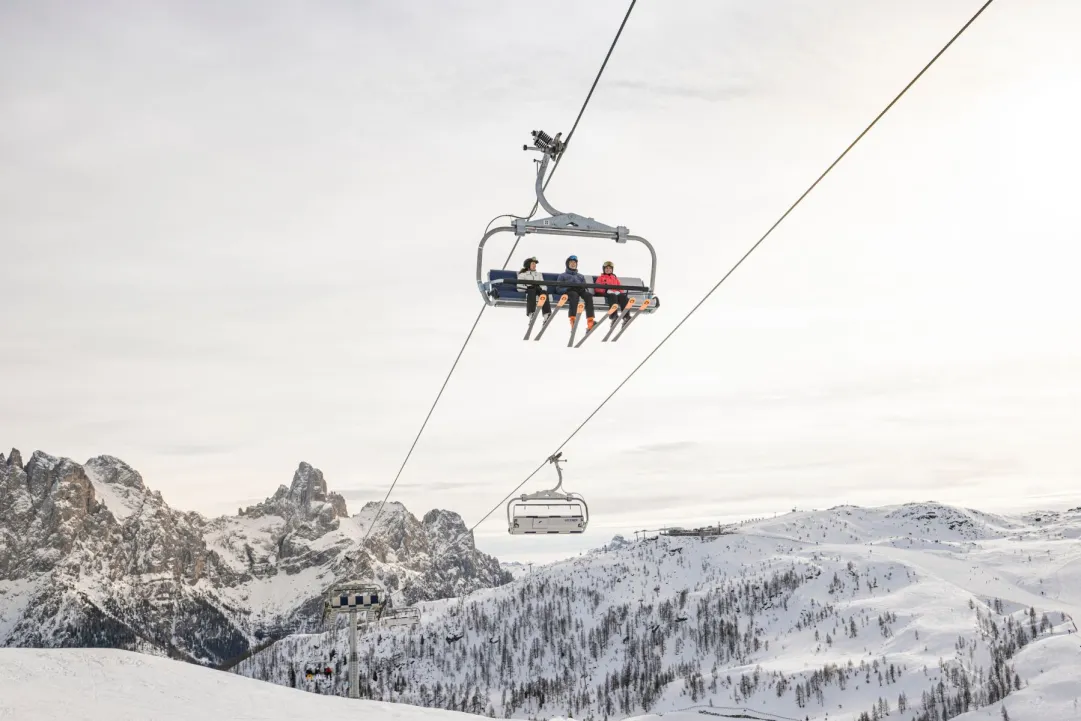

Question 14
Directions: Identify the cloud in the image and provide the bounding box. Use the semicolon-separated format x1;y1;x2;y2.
628;440;700;455
150;442;242;457
607;79;751;104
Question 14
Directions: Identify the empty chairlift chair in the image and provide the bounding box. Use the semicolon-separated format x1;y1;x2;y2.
507;452;589;535
379;606;421;629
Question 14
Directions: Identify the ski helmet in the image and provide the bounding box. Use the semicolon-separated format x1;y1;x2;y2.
566;255;578;267
602;260;614;271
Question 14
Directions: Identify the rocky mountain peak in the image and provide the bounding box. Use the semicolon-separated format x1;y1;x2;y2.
420;508;472;547
242;462;347;524
289;462;325;506
6;447;22;468
0;450;107;577
85;455;146;490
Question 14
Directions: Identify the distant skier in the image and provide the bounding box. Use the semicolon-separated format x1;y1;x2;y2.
594;260;631;326
556;255;596;331
324;666;333;677
516;256;551;320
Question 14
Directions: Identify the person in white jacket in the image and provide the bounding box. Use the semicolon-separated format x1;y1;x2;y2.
517;257;552;318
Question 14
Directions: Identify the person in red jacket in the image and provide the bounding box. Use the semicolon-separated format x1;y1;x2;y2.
595;260;631;326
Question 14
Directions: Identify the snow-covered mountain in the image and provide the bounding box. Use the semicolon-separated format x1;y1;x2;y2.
235;502;1081;721
501;562;532;580
0;448;510;666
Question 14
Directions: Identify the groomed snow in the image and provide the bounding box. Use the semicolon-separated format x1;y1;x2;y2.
0;648;485;721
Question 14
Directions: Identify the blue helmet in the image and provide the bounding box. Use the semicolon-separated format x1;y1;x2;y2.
566;255;578;266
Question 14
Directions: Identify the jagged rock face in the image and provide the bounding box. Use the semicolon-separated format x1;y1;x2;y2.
0;452;112;576
245;462;347;522
235;462;351;569
85;455;145;490
0;447;511;667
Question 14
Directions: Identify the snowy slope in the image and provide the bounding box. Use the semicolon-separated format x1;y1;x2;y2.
0;647;486;721
237;502;1081;721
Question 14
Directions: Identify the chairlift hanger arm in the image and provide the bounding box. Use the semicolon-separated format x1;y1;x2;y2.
517;130;624;237
548;454;565;491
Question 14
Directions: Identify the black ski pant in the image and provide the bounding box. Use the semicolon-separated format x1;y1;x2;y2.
566;290;596;319
525;286;552;316
604;292;630;317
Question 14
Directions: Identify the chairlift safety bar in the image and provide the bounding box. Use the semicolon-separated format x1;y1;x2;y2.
491;278;651;293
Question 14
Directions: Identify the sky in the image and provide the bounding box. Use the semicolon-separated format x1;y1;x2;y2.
2;0;1080;564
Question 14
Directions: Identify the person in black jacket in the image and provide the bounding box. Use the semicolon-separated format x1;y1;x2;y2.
555;255;595;330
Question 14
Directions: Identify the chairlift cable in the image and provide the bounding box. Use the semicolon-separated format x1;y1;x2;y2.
435;0;997;558
525;0;638;220
361;0;639;542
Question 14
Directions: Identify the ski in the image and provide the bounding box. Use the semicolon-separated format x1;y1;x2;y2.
574;303;621;348
567;302;585;347
601;297;638;342
533;294;568;341
523;294;548;340
609;298;652;342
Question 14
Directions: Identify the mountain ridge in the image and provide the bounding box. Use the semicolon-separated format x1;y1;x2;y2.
0;446;511;666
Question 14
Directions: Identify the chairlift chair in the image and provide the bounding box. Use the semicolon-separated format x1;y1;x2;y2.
477;130;660;316
380;606;421;629
507;452;589;535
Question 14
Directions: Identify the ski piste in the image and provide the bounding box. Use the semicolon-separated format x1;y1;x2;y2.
522;294;548;340
574;303;621;348
609;298;652;342
567;301;586;347
601;297;638;342
532;294;568;341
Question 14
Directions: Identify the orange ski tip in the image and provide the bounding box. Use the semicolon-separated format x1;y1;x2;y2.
577;302;585;311
607;305;619;316
558;294;569;304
